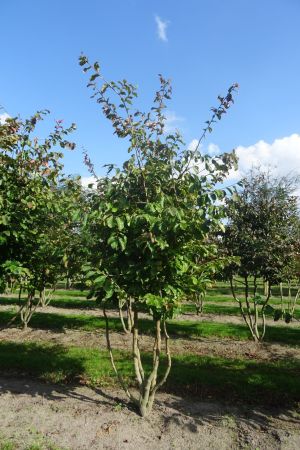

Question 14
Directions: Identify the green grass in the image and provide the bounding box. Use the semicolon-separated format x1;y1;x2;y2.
0;295;96;310
199;295;297;305
209;284;299;298
0;436;66;450
1;309;300;346
0;340;299;407
169;319;300;345
2;292;298;313
0;441;15;450
52;289;89;298
183;302;240;315
182;302;300;319
1;286;299;412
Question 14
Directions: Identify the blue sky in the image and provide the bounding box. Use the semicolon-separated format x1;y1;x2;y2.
1;0;300;182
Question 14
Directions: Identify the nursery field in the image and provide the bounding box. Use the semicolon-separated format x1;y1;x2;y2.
0;285;300;450
2;37;300;449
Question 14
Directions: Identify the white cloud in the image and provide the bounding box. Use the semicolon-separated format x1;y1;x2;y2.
187;139;206;173
188;139;200;151
155;16;169;42
207;143;220;156
188;140;220;156
164;110;184;134
81;176;97;188
0;113;10;124
227;134;300;181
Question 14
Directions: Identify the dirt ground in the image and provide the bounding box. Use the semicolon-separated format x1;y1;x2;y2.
0;376;300;450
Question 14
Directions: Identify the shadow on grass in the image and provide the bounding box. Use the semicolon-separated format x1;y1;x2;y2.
0;341;136;412
165;353;300;407
0;341;85;383
0;341;299;414
2;295;298;320
160;353;300;435
0;310;151;334
1;309;300;346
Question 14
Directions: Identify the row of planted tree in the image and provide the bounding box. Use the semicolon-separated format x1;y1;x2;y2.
0;56;299;416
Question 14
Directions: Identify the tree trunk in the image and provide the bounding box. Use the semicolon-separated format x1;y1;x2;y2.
103;306;172;417
65;277;71;290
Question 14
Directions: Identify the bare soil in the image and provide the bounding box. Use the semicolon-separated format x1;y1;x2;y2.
0;376;300;450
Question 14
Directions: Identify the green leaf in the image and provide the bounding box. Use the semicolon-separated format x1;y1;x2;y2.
116;217;124;231
94;275;107;287
86;270;96;279
104;288;114;299
219;222;225;233
191;276;198;285
119;235;127;251
107;234;119;250
93;62;100;72
253;295;264;305
90;73;100;82
107;216;114;228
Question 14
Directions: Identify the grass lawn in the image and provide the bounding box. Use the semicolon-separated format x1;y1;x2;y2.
0;340;299;407
182;302;300;318
0;285;299;415
0;295;96;310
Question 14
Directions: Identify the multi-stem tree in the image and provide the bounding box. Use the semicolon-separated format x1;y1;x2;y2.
80;55;238;416
223;169;300;341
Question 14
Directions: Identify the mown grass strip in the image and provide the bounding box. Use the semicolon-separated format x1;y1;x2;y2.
53;289;89;297
1;309;300;346
210;285;299;298
182;302;300;318
0;341;299;407
2;294;298;314
0;296;96;310
189;295;297;306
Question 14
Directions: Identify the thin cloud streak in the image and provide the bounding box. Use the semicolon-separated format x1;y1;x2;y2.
164;110;184;134
155;15;169;42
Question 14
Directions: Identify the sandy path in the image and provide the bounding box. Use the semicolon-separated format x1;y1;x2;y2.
0;376;299;450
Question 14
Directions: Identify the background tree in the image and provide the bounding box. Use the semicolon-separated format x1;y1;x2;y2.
80;55;238;416
62;184;94;290
273;215;300;323
223;169;300;341
0;112;80;328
